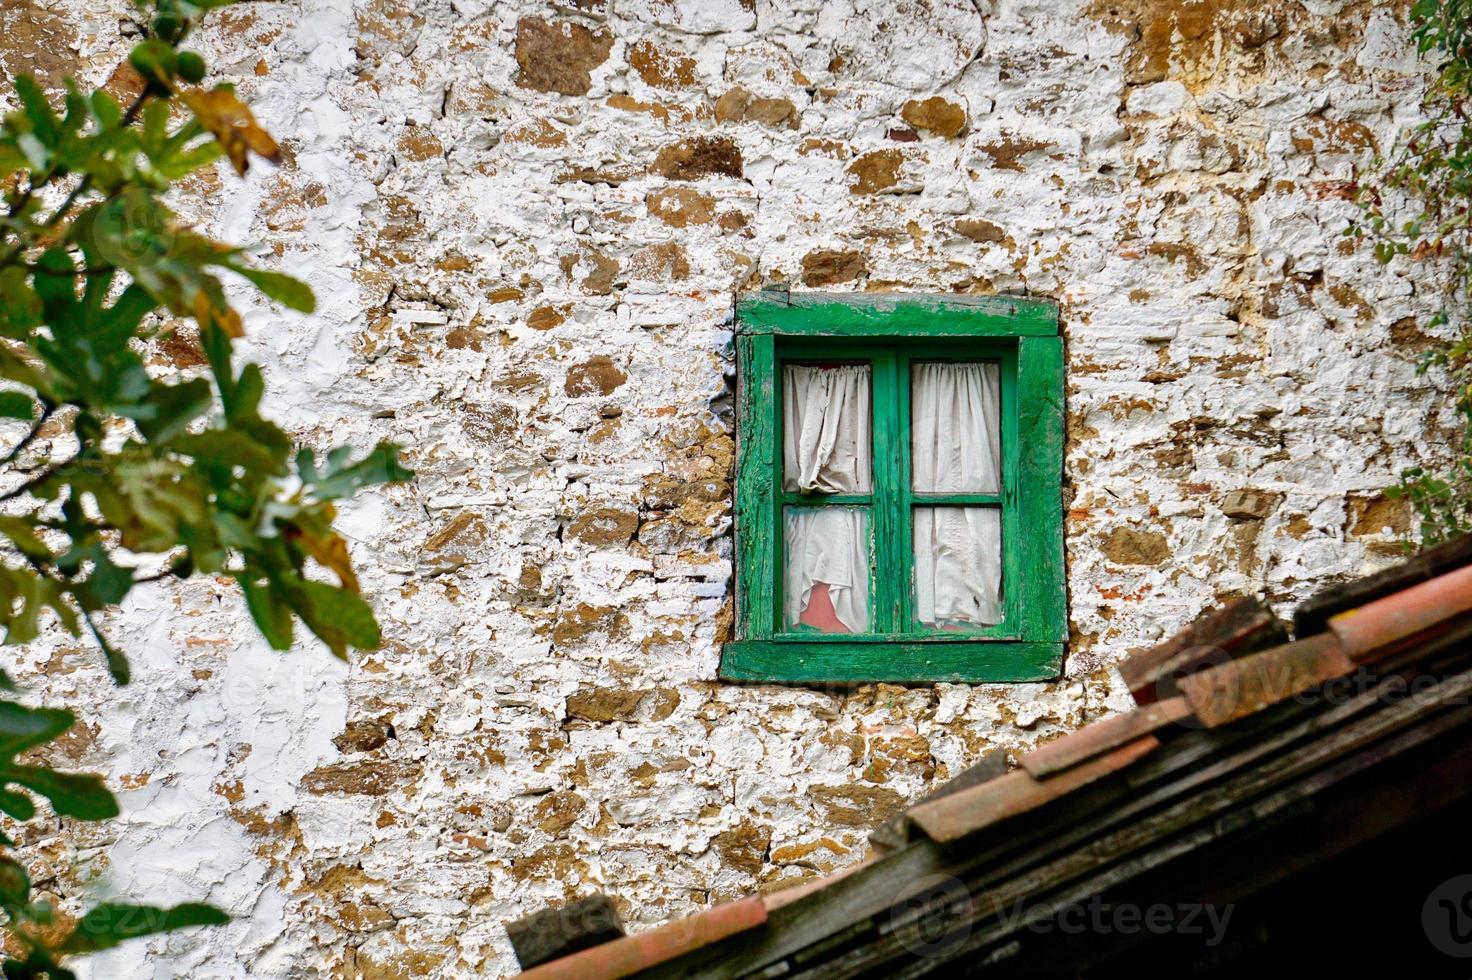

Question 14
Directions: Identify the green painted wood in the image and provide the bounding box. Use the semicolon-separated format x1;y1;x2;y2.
735;333;777;640
872;351;904;634
737;293;1058;338
719;641;1063;683
1016;335;1067;642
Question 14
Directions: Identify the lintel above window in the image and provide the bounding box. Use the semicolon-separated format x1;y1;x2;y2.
721;292;1066;685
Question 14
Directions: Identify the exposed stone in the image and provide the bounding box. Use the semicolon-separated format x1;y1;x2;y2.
514;17;614;96
1101;527;1171;566
810;784;907;827
651;136;743;180
646;187;715;228
333;716;394;754
1220;489;1280;521
564;355;628;397
712;821;771;874
552;605;624;646
715;87;799;129
846;149;904;194
801;249;867;287
534;791;586;835
301;761;422;797
565;507;639;546
979;135;1053;171
900;96;966;137
1348;493;1411;537
565;686;646;723
627;241;690;281
955;219;1008;244
628;38;696;88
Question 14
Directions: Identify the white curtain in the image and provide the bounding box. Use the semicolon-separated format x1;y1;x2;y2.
783;365;871;493
782;365;871;632
785;509;869;633
912;363;1002;628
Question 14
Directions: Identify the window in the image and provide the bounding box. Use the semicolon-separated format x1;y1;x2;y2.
722;293;1065;684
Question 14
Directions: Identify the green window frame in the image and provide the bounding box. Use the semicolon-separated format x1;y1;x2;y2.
721;293;1066;684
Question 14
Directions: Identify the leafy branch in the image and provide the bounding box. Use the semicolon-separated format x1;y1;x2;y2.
1352;0;1472;543
0;0;413;973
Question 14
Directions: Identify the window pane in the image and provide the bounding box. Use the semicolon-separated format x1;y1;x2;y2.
784;364;872;493
913;507;1001;629
912;362;1000;494
785;508;870;633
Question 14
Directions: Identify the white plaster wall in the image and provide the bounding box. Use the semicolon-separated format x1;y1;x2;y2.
0;0;1452;976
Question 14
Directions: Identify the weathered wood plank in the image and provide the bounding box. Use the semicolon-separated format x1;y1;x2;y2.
1118;595;1288;704
1015;336;1067;643
718;640;1063;684
1294;532;1472;636
736;292;1059;337
505;894;623;971
734;333;776;640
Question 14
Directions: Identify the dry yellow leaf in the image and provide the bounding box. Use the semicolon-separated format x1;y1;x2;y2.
181;86;282;176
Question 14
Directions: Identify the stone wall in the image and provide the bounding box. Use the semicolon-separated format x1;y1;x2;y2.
0;0;1449;976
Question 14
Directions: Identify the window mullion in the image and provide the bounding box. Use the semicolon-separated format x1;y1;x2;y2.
871;350;906;634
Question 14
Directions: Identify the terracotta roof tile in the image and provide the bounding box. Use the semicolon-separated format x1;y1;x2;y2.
517;895;767;980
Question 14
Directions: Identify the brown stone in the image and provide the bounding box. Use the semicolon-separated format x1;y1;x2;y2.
552;604;624;646
1101;526;1170;566
627;242;690;281
334;716;394;754
1347;493;1410;537
651;137;744;180
534;790;586;835
528;304;569;331
647;687;681;721
564;355;628;397
301;761;421;796
514;17;614;96
846;149;904;194
901;96;967;137
712;821;771;874
580;251;620;295
0;0;78;93
566;686;647;723
979;135;1053;172
801;249;867;287
424;511;487;552
460;402;519;444
955;218;1008;244
628;38;697;88
565;507;639;546
810;784;906;827
1220;489;1280;521
714;87;797;129
646;188;716;228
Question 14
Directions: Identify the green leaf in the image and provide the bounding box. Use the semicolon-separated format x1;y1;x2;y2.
173;428;288;477
0;857;30;908
238;576;293;650
0;268;42;339
130;378;211;444
0;392;35;421
12;76;60;150
227;265;315;313
0;701;73;755
303;442;413;500
287;578;380;658
2;767;117;821
58;902;228;955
